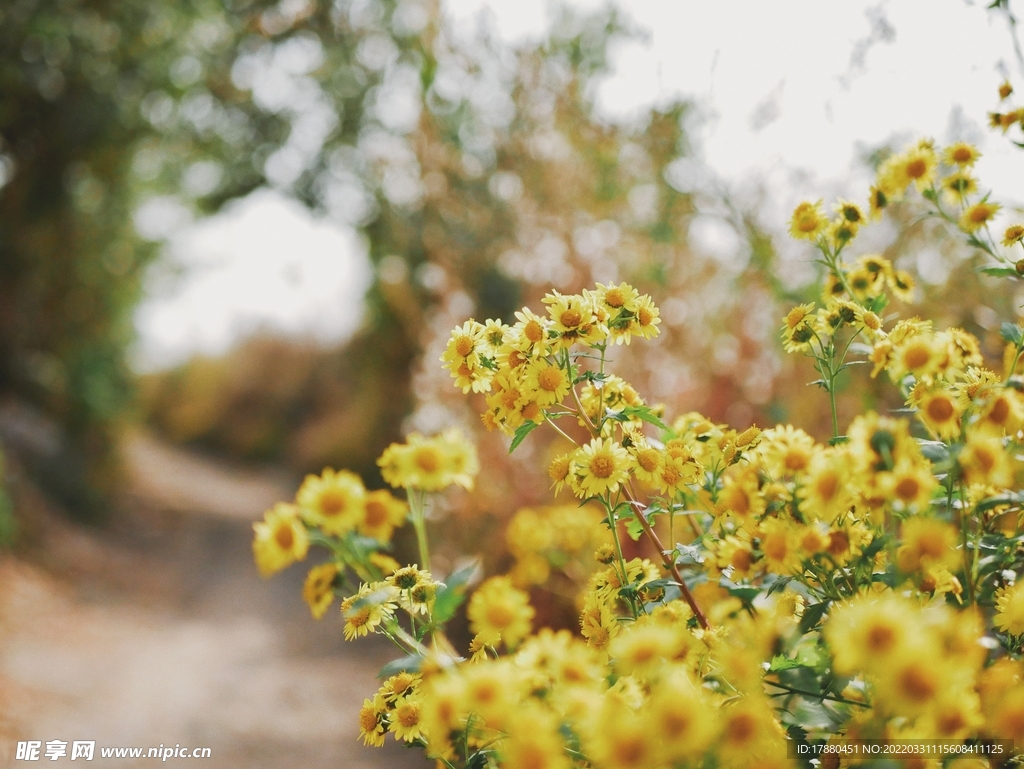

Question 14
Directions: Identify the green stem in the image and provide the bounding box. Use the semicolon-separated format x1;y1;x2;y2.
409;489;431;570
764;680;869;708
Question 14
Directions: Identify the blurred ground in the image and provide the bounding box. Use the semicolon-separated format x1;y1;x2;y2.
0;432;428;768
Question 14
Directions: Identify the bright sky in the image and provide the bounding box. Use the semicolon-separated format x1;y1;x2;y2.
132;0;1024;371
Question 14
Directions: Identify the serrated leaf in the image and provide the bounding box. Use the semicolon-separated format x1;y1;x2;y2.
980;266;1020;278
377;654;423;679
508;420;540;453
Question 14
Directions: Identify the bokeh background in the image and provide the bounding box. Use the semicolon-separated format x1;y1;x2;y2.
3;0;1024;765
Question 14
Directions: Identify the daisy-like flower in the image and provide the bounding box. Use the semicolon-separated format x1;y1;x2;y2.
522;360;570;407
1003;224;1024;247
467;576;535;649
295;468;366;536
633;294;661;341
893;141;939;192
358;694;388;747
943;142;981;167
942;171;977;204
388;696;425;743
302;562;338;619
252;503;309;577
572;437;631;497
341;582;398;641
542;291;605;350
960;200;1001;233
358;489;408;542
377;430;478;492
788;200;828;241
781;302;817;353
995;582;1024;636
548;452;574;495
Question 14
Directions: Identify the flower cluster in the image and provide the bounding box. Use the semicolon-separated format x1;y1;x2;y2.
259;87;1024;769
252;429;477;628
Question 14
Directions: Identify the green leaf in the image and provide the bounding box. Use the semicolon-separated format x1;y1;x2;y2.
975;493;1023;513
509;420;540;453
827;435;848;446
979;266;1020;278
617;405;670;431
917;439;950;463
432;561;480;625
1002;322;1024;346
799;600;830;634
377;654;423;679
768;654;805;673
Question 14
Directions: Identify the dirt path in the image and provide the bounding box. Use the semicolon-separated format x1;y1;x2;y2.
0;433;428;768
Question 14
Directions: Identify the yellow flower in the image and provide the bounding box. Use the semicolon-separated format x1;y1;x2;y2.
649;673;716;764
467;576;534;649
548;452;574;496
825;593;916;675
341;582;397;641
633;294;662;341
542;290;605;349
896;517;958;573
942;171;977;203
799;449;853;522
758;517;803;576
572;437;631;497
1000;80;1014;100
441;320;492;393
889;142;939;192
358;489;408;542
1003;224;1024;247
358;694;388;747
295;468;365;536
959;434;1013;488
377;429;479;492
943;142;981;167
960;200;1001;233
788;200;828;241
388;696;425;743
522;360;570;407
302;563;338;619
995;582;1024;636
917;388;961;440
252;503;309;577
500;709;572;769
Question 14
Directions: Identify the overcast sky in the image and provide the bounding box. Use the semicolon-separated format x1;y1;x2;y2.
132;0;1024;371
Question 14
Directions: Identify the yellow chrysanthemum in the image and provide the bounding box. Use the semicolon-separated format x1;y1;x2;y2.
388;696;425;743
341;582;397;641
572;437;631;497
995;582;1024;636
295;468;366;536
359;489;408;542
358;694;388;747
788;200;828;241
943;142;981;167
960;200;1001;233
467;576;534;649
252;503;309;577
377;430;478;492
302;562;338;619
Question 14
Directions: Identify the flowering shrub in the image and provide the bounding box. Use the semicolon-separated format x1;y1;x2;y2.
253;88;1024;767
